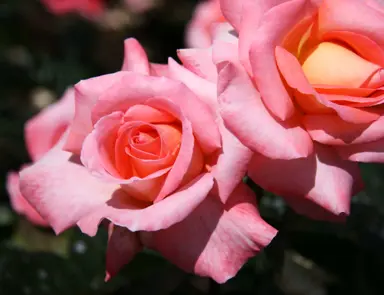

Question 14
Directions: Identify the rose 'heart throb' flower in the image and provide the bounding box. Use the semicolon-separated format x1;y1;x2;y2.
19;38;277;283
211;0;384;220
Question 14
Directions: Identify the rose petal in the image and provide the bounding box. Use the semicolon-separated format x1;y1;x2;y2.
64;72;128;154
6;171;48;227
20;138;123;234
243;0;319;120
177;48;217;82
248;143;363;221
336;138;384;163
77;173;214;235
105;224;142;281
141;184;277;283
303;114;384;145
218;61;313;160
26;88;74;161
121;38;150;75
211;119;253;203
318;0;384;47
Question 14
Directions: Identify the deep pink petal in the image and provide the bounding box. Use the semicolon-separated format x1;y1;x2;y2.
141;183;277;283
19;138;122;234
105;224;142;281
25;88;74;161
248;143;363;221
218;61;313;160
121;38;150;74
6;171;48;227
77;173;214;235
336;138;384;163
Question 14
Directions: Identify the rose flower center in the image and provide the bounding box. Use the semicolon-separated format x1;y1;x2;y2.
301;42;381;88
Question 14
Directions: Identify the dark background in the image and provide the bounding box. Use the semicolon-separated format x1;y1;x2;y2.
1;0;384;294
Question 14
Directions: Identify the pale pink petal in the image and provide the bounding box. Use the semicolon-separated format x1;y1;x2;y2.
243;0;319;120
64;72;128;154
248;143;363;221
19;138;122;234
186;0;223;48
121;38;150;74
150;64;169;77
211;119;253;203
167;58;217;110
218;61;313;160
6;171;48;227
219;0;261;31
25;88;74;161
141;184;277;283
105;224;142;281
303;115;384;146
77;173;214;235
336;138;384;163
318;0;384;47
177;48;217;82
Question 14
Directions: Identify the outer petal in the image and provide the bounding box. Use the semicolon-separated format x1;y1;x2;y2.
336;138;384;163
318;0;384;47
77;173;214;235
141;184;277;283
177;48;218;82
64;72;128;154
121;38;150;75
105;224;142;281
211;119;253;203
219;0;270;31
218;61;313;160
244;0;319;120
248;143;363;221
19;138;122;234
25;88;74;161
186;0;223;48
6;171;48;227
303;115;384;146
167;58;217;110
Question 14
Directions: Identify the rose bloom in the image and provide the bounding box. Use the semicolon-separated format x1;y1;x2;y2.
19;38;276;283
186;0;233;48
208;0;384;220
41;0;105;17
6;89;74;226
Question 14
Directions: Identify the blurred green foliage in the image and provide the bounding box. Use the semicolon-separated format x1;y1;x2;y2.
1;0;384;294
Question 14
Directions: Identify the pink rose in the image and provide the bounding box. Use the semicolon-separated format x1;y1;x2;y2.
211;0;384;220
6;88;74;226
186;0;231;48
41;0;105;17
20;38;277;283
